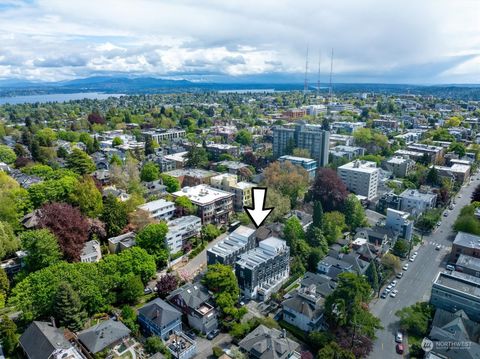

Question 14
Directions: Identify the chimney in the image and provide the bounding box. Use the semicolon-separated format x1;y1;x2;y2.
282;329;287;338
50;316;56;328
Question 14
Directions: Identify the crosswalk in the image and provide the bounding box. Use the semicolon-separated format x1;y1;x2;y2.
426;240;451;251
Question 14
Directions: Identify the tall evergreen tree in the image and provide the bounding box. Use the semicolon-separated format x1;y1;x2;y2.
366;262;379;293
0;315;18;355
312;201;324;228
53;282;86;331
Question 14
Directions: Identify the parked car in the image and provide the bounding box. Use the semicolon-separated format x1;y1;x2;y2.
435;245;441;251
185;331;197;340
413;251;418;256
396;272;403;279
391;280;397;287
390;289;398;298
381;292;388;299
395;331;403;343
443;211;449;217
396;343;404;354
446;264;455;271
409;256;415;262
402;264;409;271
144;287;153;295
207;329;220;340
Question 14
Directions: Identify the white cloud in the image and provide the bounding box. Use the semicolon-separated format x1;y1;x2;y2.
0;0;478;83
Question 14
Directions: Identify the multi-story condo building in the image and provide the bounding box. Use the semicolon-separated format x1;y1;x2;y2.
330;145;365;161
172;185;233;225
329;134;354;147
331;121;365;134
455;254;480;277
372;118;399;130
399;189;437;217
142;129;186;143
167;282;218;335
166;216;202;254
385;208;413;241
450;232;480;262
385;156;416;178
430;271;480;322
138;199;175;221
207;225;256;266
337;160;379;200
210;173;254;211
273;122;330;167
206;143;239;161
433;163;471;184
278;155;318;180
235;237;290;301
406;143;445;163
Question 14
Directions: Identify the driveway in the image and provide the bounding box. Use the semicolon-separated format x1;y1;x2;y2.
195;333;232;359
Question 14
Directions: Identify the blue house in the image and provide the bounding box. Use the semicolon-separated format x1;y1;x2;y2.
138;298;182;340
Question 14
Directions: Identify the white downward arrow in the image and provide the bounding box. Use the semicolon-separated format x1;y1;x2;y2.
244;187;274;228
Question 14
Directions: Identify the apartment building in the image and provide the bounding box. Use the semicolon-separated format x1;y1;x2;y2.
337;160;380;200
235;237;290;301
142;129;186;143
330;145;365;161
210;173;254;211
399;189;437;217
206;143;239;161
331;121;365;134
450;232;480;262
430;271;480;322
433;163;471;184
207;225;256;266
385;208;413;241
385;156;416;178
406;143;445;163
172;185;233;225
278;155;318;180
138;199;175;221
273;122;330;167
166;216;202;254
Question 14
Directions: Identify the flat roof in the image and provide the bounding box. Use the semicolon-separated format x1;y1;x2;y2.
454;231;480;249
338;160;379;173
435;272;480;298
456;254;480;272
138;199;174;212
278;155;316;163
173;184;233;205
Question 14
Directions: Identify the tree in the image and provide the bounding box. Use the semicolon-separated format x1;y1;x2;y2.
471;184;480;203
156;274;179;299
118;274;144;304
145;336;166;355
454;205;480;235
88;112;105;124
449;142;466;157
201;224;221;242
28;175;79;208
265;189;291;223
38;203;90;262
0;268;9;297
263;161;309;207
0;315;18;356
69;176;103;218
53;282;86;331
160;174;180;193
112;136;123;147
136;223;169;267
292;148;311;158
393;239;409;258
343;194;366;230
235;129;253;145
101;194;128;238
120;305;139;334
144;136;157;156
306;226;328;254
365;262;379;293
128;209;155;232
381;253;402;273
426;167;439;186
66;148;95;175
0;173;32;229
444;116;462;127
186;146;209;168
396;302;434;337
140;162;160;182
283;216;305;255
20;229;62;272
0;221;20;260
317;342;354;359
0;145;16;164
307;248;323;272
312;201;324;228
323;211;346;245
311;168;349;211
416;209;441;233
175;196;196;216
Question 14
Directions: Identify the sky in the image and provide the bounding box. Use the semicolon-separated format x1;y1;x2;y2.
0;0;479;84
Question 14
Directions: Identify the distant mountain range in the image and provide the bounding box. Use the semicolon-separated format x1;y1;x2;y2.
0;75;479;99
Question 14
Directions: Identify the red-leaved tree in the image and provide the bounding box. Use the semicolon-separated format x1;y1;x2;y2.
156;274;179;299
38;202;90;262
310;168;349;211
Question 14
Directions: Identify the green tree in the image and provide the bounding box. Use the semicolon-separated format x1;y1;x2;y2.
0;173;32;229
396;302;434;337
0;268;9;296
0;221;20;259
112;137;123;147
306;226;328;254
307;248;324;272
323;211;346;244
20;229;61;273
426;166;440;186
28;175;79;208
66;148;95;175
69;176;103;218
343;194;366;230
393;239;409;258
160;174;180;193
101;194;128;237
0;315;18;356
318;342;355;359
265;189;291;223
283;216;305;255
365;262;379;293
186;146;209;168
118;274;144;304
136;223;169;267
263;161;309;207
312;201;324;228
449;142;466;157
53;282;86;331
0;145;16;164
381;253;402;273
201;224;221;242
120;305;139;334
140;162;160;182
175;196;196;215
235;129;253;145
145;336;165;355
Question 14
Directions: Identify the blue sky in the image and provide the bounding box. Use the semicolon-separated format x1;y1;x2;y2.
0;0;479;84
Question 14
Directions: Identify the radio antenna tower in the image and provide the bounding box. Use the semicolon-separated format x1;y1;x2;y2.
328;48;334;102
317;50;321;98
303;45;309;95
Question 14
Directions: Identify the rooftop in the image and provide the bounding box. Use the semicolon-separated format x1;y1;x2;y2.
236;237;287;270
399;189;437;200
339;160;379;173
278;155;316;164
453;232;480;250
138;198;174;212
434;272;480;298
456;254;480;272
173;184;233;205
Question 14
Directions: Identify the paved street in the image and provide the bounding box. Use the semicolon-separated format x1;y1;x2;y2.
369;175;479;359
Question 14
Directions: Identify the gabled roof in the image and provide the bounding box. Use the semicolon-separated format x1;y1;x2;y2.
138;298;181;327
78;319;131;354
239;325;299;359
166;282;211;310
19;321;71;359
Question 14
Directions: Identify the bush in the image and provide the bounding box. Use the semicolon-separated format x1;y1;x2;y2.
213;346;224;358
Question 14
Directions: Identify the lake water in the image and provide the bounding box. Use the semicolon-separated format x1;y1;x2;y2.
0;92;125;105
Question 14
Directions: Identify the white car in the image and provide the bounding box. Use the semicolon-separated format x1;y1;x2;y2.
390;289;398;298
395;331;403;343
413;251;418;256
391;280;397;287
403;264;409;271
409;256;415;262
385;286;392;293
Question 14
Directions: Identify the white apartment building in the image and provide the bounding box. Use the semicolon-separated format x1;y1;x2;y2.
386;208;413;241
337;160;380;200
166;216;202;254
138;199;175;221
399;189;437;217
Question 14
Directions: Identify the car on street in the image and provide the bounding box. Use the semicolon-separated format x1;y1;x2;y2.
395;331;403;343
144;287;153;294
381;292;388;299
396;343;404;354
402;264;409;271
449;204;454;210
446;264;455;271
443;211;449;217
459;195;462;198
391;280;397;287
390;289;398;298
207;329;220;340
413;251;418;256
409;256;415;262
396;272;403;279
435;245;441;251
